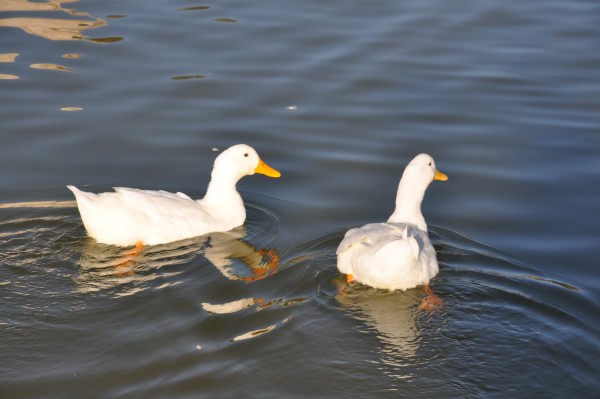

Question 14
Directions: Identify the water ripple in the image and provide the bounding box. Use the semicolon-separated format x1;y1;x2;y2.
1;195;598;397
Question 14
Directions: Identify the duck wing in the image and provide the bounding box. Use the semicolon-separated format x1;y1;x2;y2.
69;186;216;245
337;223;437;290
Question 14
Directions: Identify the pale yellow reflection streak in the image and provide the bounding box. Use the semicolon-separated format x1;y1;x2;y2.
0;53;19;62
30;63;74;72
0;0;107;41
29;63;74;72
0;17;106;41
0;53;20;79
0;0;79;12
0;200;76;209
231;324;277;342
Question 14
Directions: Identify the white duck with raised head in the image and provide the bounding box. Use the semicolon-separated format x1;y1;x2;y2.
336;153;447;292
68;144;280;247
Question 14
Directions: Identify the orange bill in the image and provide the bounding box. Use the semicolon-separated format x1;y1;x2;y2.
254;159;281;178
434;169;448;181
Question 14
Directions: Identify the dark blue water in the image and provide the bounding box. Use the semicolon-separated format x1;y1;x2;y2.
1;0;599;397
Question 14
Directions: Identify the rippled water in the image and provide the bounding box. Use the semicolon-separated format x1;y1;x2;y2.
2;0;600;397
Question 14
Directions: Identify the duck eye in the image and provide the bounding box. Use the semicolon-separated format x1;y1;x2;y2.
244;153;249;157
428;161;432;166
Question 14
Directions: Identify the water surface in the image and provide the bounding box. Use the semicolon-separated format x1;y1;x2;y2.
1;0;599;397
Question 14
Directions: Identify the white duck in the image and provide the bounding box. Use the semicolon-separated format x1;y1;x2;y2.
68;144;280;247
336;153;447;294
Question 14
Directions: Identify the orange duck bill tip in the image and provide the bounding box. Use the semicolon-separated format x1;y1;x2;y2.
434;169;448;181
254;159;281;178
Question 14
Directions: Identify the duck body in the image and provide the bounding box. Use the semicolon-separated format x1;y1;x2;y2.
67;186;244;246
336;153;447;291
337;222;438;291
68;144;280;247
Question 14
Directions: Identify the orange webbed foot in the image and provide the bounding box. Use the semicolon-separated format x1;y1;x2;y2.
346;274;354;284
419;284;443;312
258;248;279;272
333;274;354;296
114;241;144;277
240;248;280;282
124;241;144;257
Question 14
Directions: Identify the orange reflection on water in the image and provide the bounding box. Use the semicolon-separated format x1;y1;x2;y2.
0;0;108;41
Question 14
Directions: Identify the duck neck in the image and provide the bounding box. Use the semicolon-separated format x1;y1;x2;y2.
202;169;244;208
387;177;428;231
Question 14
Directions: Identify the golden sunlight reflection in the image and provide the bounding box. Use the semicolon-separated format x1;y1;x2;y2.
202;298;255;314
0;17;106;40
231;324;277;342
30;63;74;72
231;317;291;342
0;53;20;79
0;74;19;80
0;53;19;62
0;200;76;209
0;0;108;41
75;227;280;294
0;0;78;12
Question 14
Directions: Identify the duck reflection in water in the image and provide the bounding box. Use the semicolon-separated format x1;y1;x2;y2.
75;226;279;293
336;284;422;359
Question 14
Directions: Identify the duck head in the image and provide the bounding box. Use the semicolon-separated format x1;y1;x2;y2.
213;144;281;181
405;153;447;186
